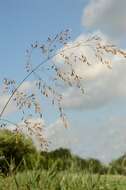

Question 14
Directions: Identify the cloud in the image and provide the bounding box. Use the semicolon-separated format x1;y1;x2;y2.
45;119;77;149
82;0;126;40
84;116;126;163
45;117;126;163
19;80;36;92
55;33;126;110
62;60;126;110
0;80;36;116
0;94;16;116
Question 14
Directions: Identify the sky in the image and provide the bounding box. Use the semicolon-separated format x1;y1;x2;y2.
1;0;126;163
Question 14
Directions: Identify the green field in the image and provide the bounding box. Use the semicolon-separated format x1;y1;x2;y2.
0;170;126;190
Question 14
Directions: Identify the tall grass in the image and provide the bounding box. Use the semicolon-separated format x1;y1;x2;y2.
0;169;126;190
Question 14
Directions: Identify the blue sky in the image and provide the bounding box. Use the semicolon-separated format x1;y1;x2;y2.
1;0;126;163
0;0;87;79
0;0;89;125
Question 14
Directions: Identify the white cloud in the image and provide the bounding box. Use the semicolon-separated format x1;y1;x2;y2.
85;116;126;163
62;60;126;110
45;116;126;163
0;94;16;116
82;0;126;40
19;80;36;92
55;33;126;110
45;119;76;149
0;80;36;116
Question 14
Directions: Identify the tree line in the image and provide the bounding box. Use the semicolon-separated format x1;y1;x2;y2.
0;129;126;176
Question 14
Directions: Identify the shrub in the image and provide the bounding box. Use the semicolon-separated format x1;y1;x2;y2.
0;129;37;175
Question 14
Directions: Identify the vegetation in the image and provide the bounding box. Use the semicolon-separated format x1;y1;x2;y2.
0;130;126;189
1;170;126;190
0;130;37;175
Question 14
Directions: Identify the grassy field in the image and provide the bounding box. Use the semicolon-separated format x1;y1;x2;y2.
0;170;126;190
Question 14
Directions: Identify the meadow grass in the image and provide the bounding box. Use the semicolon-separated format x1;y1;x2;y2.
0;169;126;190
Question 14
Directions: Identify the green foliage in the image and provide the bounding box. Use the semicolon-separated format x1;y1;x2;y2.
0;129;37;174
109;154;126;175
0;170;126;190
40;148;73;171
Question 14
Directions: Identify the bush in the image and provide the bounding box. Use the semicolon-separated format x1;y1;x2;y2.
0;129;37;175
109;154;126;175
